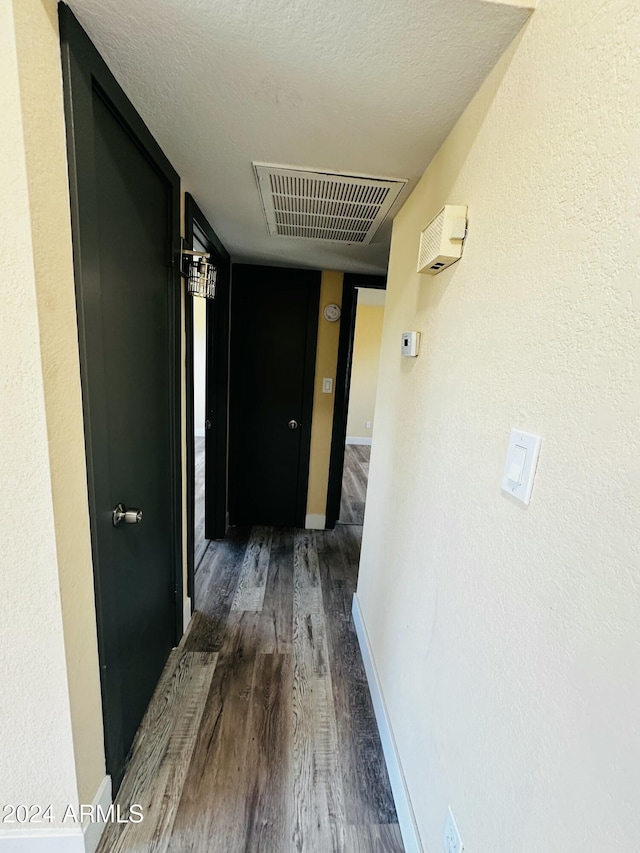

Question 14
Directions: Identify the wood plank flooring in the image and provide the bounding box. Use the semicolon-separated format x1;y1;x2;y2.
339;445;370;526
101;452;400;851
194;436;208;570
97;651;217;853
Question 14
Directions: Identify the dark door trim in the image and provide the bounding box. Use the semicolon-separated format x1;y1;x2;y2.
184;194;230;606
60;3;182;786
325;273;386;528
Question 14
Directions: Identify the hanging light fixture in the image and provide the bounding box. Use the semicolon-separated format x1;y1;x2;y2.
180;240;217;299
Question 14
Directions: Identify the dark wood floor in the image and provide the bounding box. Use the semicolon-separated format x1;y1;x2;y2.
98;489;401;851
339;444;370;526
194;435;208;570
98;436;397;851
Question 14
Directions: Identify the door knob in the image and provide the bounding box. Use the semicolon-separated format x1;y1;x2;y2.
112;503;143;527
288;419;299;430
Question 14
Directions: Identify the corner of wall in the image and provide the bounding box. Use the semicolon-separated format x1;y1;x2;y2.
11;0;105;806
305;270;344;523
0;0;81;825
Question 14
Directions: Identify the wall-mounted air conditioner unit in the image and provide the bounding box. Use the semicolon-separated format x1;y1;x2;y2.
417;205;468;275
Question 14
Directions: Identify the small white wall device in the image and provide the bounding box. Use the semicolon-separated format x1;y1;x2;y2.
323;303;341;322
401;331;421;357
501;428;542;505
417;204;468;275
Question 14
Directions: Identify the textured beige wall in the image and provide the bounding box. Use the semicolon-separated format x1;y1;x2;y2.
10;0;106;808
0;0;81;823
346;304;385;440
306;271;343;522
358;1;640;850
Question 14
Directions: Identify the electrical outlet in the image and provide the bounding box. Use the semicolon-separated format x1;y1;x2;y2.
366;421;371;429
443;807;464;853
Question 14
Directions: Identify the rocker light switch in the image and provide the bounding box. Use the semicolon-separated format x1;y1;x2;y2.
501;429;542;505
507;445;527;485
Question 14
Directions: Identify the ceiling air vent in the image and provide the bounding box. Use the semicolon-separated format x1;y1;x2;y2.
253;163;407;244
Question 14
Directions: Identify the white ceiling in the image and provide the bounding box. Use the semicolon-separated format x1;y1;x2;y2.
67;0;531;275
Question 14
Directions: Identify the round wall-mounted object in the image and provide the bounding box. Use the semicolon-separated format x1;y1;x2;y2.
323;303;341;322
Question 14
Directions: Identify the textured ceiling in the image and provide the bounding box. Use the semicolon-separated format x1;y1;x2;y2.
66;0;531;274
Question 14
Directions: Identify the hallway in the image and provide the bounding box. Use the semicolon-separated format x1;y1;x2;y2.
339;445;371;526
97;521;402;852
4;3;637;852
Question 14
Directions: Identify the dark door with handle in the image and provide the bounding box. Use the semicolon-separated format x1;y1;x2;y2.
60;7;181;791
229;265;320;527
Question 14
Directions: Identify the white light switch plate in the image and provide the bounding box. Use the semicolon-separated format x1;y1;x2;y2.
322;377;333;394
501;428;542;504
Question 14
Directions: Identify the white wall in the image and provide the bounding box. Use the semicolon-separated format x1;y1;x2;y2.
357;0;640;851
193;297;207;435
346;293;385;441
357;288;386;308
0;0;81;827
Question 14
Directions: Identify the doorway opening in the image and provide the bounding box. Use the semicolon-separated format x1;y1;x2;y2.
184;195;231;612
338;287;386;525
192;260;208;570
325;273;386;530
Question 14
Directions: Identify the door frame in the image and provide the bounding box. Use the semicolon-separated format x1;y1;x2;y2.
60;4;183;784
184;194;230;607
325;273;386;528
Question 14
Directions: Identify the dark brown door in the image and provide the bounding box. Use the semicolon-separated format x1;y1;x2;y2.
229;265;319;527
60;6;182;790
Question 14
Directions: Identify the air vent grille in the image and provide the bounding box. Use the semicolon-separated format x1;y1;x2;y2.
418;208;446;270
254;164;407;243
417;205;468;276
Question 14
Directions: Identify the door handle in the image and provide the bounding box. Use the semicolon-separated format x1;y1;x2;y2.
112;503;143;527
288;419;299;430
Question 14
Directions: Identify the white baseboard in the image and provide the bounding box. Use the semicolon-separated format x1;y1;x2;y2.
346;436;372;446
352;593;423;853
0;776;112;853
83;775;112;853
0;829;85;852
183;596;192;635
304;513;326;530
